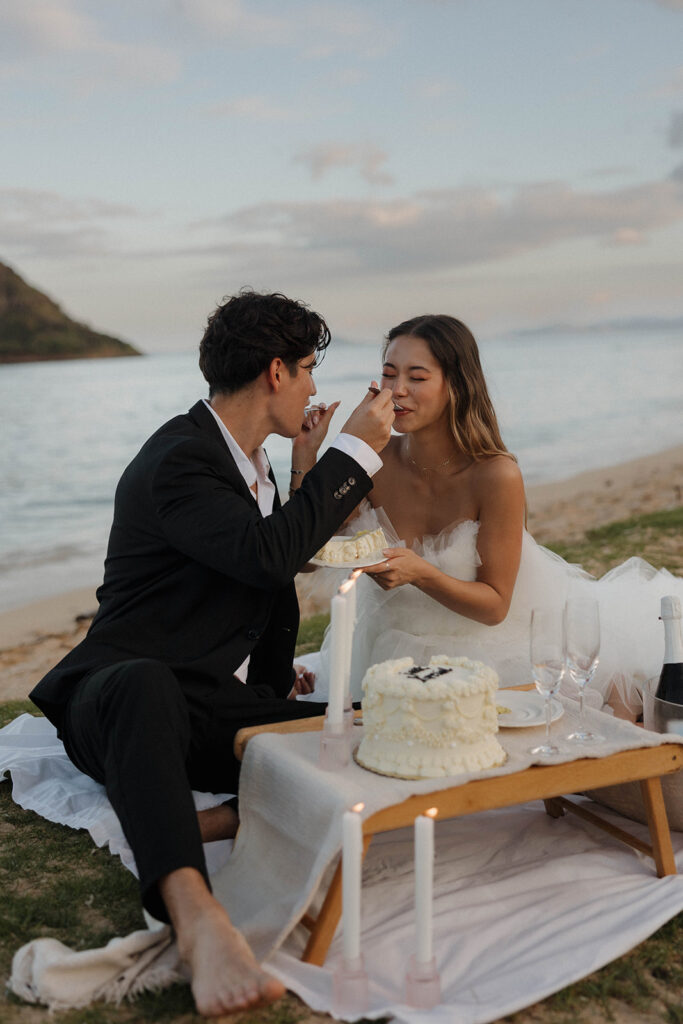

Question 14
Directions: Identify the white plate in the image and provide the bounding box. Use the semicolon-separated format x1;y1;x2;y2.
497;690;564;728
309;552;389;569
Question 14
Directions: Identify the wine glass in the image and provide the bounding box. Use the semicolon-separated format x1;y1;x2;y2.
529;606;566;756
565;596;603;743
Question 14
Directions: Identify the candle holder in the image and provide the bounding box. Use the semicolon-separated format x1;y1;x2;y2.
333;954;368;1017
319;718;350;770
405;954;441;1009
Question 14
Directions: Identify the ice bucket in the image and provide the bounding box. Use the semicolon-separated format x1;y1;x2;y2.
584;676;683;831
643;676;683;737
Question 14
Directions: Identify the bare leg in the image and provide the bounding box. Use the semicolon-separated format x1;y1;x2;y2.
197;804;239;843
160;867;285;1017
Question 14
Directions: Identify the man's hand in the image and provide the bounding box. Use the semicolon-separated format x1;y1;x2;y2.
287;664;316;699
341;382;394;454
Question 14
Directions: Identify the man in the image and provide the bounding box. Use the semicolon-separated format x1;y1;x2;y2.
30;289;394;1016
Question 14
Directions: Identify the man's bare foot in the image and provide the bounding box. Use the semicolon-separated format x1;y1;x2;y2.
197;803;239;843
180;901;285;1015
160;868;284;1017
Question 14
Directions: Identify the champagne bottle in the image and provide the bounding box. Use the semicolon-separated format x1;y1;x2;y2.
654;596;683;706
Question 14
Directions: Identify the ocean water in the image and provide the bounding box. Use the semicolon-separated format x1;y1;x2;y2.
1;330;681;612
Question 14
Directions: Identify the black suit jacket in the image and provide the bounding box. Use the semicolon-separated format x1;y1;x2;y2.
30;400;372;731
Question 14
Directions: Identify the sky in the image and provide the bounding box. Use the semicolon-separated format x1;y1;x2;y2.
1;0;683;353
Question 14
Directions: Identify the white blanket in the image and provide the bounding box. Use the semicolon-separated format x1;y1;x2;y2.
0;713;235;876
5;704;683;1022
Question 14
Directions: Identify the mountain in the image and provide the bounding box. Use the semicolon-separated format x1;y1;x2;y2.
0;261;141;363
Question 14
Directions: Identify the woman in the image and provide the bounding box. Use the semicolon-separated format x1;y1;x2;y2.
304;315;681;716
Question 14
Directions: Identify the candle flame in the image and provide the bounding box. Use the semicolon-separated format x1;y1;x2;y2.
352;802;365;813
425;807;438;818
339;575;357;594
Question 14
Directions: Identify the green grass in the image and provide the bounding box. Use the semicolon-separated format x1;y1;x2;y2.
295;612;329;656
0;507;681;1023
545;506;683;578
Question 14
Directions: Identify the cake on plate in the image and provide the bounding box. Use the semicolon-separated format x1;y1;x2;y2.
314;527;387;565
356;655;506;779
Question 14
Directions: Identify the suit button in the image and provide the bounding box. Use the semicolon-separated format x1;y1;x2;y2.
247;629;260;640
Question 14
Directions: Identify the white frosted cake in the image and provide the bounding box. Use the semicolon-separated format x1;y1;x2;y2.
356;655;506;779
314;527;387;565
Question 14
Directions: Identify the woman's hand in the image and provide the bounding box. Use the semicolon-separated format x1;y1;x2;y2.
362;548;435;590
292;401;340;465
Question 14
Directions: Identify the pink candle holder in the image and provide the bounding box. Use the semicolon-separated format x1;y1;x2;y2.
333;954;368;1017
319;718;350;770
405;954;441;1009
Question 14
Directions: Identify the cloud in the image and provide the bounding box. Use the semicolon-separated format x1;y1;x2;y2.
609;228;645;245
177;0;387;57
196;178;683;279
670;110;683;146
653;66;683;97
207;95;297;122
0;188;142;257
7;178;683;295
0;0;180;83
176;0;285;44
294;144;394;184
647;0;683;8
414;78;456;101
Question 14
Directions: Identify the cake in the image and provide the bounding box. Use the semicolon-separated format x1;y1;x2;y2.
314;527;387;565
355;655;506;778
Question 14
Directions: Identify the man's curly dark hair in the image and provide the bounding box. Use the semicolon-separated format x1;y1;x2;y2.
199;288;331;397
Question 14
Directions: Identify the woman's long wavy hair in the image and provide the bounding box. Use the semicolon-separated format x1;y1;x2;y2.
384;314;515;462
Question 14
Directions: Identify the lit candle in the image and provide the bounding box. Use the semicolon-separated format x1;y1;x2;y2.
415;808;438;964
342;804;364;962
340;572;359;699
327;592;347;727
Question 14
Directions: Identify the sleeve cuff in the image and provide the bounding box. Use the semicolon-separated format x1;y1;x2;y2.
331;434;383;478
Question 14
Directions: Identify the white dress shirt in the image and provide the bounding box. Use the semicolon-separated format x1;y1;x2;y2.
202;399;382;681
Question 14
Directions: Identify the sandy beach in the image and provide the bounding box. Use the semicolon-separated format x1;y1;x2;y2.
0;443;681;703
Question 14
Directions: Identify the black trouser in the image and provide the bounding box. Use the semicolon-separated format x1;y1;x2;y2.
61;659;325;921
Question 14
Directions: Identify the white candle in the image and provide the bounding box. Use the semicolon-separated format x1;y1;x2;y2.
342;808;363;962
415;811;436;964
340;574;358;700
327;592;347;727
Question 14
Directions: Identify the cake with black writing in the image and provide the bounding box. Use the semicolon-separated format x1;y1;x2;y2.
356;655;506;778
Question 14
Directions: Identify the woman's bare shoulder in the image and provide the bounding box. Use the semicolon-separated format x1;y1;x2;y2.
471;455;524;495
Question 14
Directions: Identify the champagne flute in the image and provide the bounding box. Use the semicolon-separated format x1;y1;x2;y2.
529;607;565;756
565;596;603;743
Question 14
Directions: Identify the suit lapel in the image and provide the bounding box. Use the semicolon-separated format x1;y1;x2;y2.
187;400;261;511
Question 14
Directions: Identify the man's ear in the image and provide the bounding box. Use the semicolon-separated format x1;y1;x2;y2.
266;357;284;392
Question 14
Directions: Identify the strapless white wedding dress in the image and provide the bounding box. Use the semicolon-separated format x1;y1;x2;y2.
307;517;683;713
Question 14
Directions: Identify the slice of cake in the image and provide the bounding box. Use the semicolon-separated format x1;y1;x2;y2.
314;527;387;565
356;655;506;779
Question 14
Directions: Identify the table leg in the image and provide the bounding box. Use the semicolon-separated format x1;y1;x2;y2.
640;777;677;877
544;798;565;818
302;834;373;965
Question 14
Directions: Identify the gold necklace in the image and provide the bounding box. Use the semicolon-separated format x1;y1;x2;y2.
405;443;471;475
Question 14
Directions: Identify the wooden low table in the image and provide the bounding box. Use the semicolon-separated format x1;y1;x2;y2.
235;709;683;967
